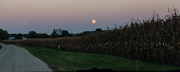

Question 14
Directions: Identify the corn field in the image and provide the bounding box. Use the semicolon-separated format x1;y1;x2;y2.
2;10;180;66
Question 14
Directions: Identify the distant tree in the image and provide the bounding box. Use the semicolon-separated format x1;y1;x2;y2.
0;28;9;40
38;33;49;38
61;30;69;37
51;29;58;38
95;28;103;32
15;33;23;39
28;31;37;38
55;28;62;35
68;33;73;37
72;31;95;37
83;31;92;35
3;30;9;39
22;34;28;38
9;34;17;37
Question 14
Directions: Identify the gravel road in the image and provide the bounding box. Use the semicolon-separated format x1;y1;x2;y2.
0;43;52;72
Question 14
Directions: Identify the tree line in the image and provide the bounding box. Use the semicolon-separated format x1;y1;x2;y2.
10;28;71;39
10;28;103;39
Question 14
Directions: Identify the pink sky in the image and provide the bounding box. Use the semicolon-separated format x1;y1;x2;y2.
0;0;180;34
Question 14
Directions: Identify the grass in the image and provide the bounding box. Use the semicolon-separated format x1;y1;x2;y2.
18;44;180;71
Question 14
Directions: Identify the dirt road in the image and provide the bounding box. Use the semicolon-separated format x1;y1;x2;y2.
0;43;52;72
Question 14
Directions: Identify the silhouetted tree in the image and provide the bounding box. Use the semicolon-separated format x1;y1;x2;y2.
9;34;17;37
62;30;69;37
15;33;23;39
28;31;37;38
0;28;9;40
55;28;62;35
51;29;58;38
83;31;92;35
72;31;95;37
38;33;49;38
23;34;28;38
68;33;73;37
95;28;103;32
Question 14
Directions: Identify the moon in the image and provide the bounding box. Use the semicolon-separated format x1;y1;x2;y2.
92;19;96;24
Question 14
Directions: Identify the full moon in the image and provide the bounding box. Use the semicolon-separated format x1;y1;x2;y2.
92;19;96;24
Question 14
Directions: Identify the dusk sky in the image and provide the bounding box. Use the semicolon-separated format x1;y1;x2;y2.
1;0;180;34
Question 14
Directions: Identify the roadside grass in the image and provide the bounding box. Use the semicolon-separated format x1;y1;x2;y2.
0;42;7;45
18;44;180;71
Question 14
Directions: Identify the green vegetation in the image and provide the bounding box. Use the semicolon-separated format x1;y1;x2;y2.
0;28;9;41
15;33;23;39
19;45;180;71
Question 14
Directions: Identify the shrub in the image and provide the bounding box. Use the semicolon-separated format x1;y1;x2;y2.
0;28;9;40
